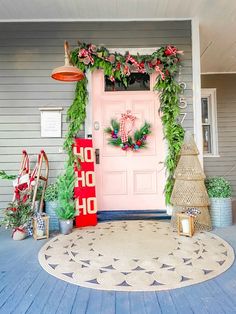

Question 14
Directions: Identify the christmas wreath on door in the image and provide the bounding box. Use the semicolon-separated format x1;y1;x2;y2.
105;110;151;151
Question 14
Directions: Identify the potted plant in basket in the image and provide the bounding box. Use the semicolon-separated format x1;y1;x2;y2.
56;165;75;235
0;200;33;240
205;177;232;227
44;182;59;231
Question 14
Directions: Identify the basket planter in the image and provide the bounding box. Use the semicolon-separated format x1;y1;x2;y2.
59;219;73;235
45;201;59;231
209;197;232;227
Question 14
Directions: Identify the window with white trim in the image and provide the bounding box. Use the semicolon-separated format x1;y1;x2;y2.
201;89;219;156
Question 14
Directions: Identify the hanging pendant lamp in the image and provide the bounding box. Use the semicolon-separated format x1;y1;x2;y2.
51;41;84;82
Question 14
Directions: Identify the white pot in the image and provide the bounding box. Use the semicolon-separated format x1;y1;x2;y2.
181;219;190;234
12;228;27;240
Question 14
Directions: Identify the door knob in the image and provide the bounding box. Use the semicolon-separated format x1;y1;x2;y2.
95;149;100;164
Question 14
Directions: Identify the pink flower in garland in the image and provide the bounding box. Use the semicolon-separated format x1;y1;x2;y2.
108;54;116;63
123;65;130;76
88;44;97;53
78;48;89;58
80;55;94;65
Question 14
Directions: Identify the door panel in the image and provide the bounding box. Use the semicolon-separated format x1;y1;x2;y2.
92;70;165;210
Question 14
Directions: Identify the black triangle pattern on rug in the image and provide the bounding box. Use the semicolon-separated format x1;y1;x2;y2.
203;269;213;275
161;264;172;269
102;264;115;270
132;266;145;271
49;264;58;270
121;272;131;275
168;268;175;271
100;269;107;273
80;260;91;265
71;251;78;257
116;280;132;287
181;276;191;282
150;280;164;286
86;278;100;285
63;272;74;278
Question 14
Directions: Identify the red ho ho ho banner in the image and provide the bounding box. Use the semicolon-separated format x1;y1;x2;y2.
74;138;97;227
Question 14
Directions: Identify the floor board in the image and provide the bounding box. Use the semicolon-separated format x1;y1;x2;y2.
1;224;236;314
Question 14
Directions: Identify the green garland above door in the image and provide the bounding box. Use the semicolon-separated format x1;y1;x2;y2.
64;43;185;205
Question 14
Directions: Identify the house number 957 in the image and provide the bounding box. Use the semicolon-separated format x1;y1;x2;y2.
178;82;187;125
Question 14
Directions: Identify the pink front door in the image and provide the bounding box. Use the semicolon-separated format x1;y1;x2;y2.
92;70;165;211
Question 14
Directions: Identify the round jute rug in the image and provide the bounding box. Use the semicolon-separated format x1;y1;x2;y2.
38;220;234;291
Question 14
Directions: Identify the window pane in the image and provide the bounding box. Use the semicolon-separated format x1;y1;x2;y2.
203;125;212;154
105;73;150;91
201;97;209;123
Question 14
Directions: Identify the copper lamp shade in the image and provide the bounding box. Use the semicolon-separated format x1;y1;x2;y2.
51;41;84;82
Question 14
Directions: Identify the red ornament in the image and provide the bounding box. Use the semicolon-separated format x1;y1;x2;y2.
139;62;145;68
136;140;142;146
116;62;121;70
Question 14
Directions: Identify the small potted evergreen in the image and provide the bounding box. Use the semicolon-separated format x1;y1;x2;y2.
0;200;33;240
45;182;59;231
56;165;75;235
205;177;232;227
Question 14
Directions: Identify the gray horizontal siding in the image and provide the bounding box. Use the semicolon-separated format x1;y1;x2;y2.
0;21;192;213
202;74;236;197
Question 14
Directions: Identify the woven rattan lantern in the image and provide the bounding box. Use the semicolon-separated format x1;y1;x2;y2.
171;131;212;231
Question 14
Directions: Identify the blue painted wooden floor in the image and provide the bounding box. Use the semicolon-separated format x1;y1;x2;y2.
1;224;236;314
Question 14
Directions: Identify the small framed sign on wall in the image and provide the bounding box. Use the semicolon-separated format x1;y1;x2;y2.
39;107;63;138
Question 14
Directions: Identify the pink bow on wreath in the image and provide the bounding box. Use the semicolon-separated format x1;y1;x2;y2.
120;110;136;143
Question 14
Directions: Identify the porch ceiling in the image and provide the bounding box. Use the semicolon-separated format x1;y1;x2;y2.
0;0;235;74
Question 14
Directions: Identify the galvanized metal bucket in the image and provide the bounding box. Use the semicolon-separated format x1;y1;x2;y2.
59;219;73;235
210;197;232;227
